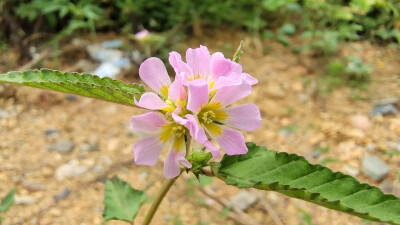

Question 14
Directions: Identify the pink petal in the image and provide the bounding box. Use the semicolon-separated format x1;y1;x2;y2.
134;92;167;110
131;112;168;132
187;79;209;114
212;72;242;90
210;52;242;80
211;82;252;107
133;135;164;166
215;126;248;155
139;57;171;95
186;46;210;78
173;114;220;158
203;140;220;158
242;73;258;85
169;52;192;76
164;149;191;178
224;104;262;131
169;73;187;102
185;115;220;158
171;113;186;125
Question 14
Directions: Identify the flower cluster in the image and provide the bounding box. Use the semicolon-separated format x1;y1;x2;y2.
130;46;262;178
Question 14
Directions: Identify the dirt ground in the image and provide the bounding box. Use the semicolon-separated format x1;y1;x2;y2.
1;31;400;225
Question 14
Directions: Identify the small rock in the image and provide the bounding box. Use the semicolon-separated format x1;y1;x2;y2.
47;140;75;153
349;114;371;130
0;108;9;119
92;165;104;173
102;40;123;48
366;143;376;151
279;129;292;138
66;94;77;101
93;62;121;78
362;155;389;181
14;195;37;205
298;93;310;104
343;165;359;177
44;129;59;138
113;58;131;69
53;188;71;201
230;190;258;211
55;160;87;180
80;142;99;152
87;45;123;63
164;215;172;222
370;104;398;117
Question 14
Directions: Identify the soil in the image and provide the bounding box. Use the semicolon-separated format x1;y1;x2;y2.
1;31;400;225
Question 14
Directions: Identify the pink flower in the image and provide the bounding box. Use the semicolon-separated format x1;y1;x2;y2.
131;58;191;178
135;29;150;40
131;46;262;178
174;78;262;158
169;45;258;89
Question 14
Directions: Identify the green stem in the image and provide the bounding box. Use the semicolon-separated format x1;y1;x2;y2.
141;136;191;225
141;173;180;225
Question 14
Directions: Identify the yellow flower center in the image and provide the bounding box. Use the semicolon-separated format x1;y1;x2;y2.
201;110;216;124
172;125;186;137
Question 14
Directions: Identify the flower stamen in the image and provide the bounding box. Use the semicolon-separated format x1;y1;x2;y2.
201;110;216;124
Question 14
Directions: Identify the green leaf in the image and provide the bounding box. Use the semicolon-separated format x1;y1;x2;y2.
0;188;16;212
213;143;400;224
103;176;146;222
278;23;296;36
0;69;145;107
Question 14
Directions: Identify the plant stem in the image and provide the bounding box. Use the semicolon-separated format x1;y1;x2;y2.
141;173;180;225
141;137;191;225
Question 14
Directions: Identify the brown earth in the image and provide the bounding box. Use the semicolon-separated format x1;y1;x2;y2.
1;31;400;225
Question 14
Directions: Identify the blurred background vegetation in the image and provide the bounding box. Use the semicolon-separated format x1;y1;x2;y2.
1;0;399;52
0;0;399;90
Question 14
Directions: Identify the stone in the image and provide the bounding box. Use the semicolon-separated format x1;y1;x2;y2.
349;114;371;130
14;195;37;205
230;190;258;211
366;143;375;151
362;155;389;181
102;39;123;48
53;188;71;201
93;62;121;78
370;104;398;117
47;140;75;153
44;129;59;138
0;108;9;119
87;44;123;63
80;142;99;152
65;94;77;101
55;160;88;180
92;165;104;173
343;165;359;177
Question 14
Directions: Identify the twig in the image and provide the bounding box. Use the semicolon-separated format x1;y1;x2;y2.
17;49;51;71
250;190;283;225
200;187;260;225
